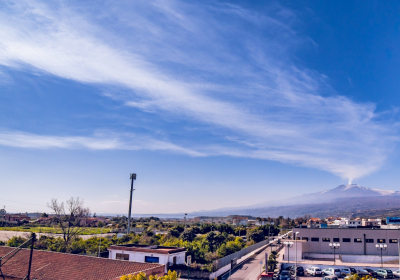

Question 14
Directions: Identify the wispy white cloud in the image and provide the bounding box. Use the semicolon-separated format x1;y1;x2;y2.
0;0;396;181
0;130;203;156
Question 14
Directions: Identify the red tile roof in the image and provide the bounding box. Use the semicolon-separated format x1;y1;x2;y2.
0;246;164;280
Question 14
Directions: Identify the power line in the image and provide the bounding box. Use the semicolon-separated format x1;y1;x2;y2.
0;199;46;208
4;205;45;213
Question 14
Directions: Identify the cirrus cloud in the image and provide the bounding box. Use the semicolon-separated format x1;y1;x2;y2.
0;0;397;181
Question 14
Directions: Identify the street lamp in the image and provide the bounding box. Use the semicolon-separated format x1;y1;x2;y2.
329;243;340;265
295;232;299;280
184;213;187;228
376;243;387;268
284;241;294;263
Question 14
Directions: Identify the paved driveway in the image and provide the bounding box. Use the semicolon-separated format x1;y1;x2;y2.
222;240;283;280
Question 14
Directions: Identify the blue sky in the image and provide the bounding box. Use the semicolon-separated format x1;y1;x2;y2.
1;0;399;215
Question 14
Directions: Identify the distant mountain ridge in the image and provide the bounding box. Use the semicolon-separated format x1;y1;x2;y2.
190;184;400;218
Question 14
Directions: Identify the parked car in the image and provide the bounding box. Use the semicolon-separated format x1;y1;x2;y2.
323;268;342;277
288;266;304;276
306;267;322;277
279;270;291;280
376;269;394;279
322;276;339;280
363;268;377;278
356;269;370;277
393;270;400;278
341;268;357;276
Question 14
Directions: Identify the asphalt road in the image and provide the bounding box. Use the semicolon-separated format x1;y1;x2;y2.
221;239;282;280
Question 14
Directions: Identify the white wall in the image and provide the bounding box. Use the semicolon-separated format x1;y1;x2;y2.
283;241;304;261
108;249;186;272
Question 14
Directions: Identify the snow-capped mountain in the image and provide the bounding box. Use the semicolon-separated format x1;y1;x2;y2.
316;184;400;197
191;184;400;217
243;183;400;209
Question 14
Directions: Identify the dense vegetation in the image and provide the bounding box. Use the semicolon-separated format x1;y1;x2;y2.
120;270;179;280
2;217;280;271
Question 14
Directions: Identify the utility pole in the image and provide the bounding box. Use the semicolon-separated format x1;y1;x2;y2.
127;173;136;235
27;233;36;280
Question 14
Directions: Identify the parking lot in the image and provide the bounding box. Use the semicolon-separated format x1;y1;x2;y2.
279;273;395;280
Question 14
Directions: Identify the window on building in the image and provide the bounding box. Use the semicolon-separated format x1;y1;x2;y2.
390;239;398;243
302;237;309;241
145;256;160;263
322;238;330;242
378;239;386;243
343;238;351;242
354;238;362;243
311;237;319;242
365;239;374;243
116;253;129;260
333;238;340;242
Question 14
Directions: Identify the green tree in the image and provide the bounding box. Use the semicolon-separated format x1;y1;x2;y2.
247;230;264;243
169;228;181;238
205;232;226;252
217;237;243;257
267;250;279;271
180;228;196;242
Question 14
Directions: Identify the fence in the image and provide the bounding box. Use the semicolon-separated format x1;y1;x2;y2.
213;239;271;271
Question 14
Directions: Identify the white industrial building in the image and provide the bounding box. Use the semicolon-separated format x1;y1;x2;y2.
286;227;400;263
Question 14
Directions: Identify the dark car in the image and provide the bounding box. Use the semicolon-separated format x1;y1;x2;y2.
279;270;291;280
376;269;394;279
356;270;370;277
341;268;357;277
289;266;304;276
364;269;377;278
322;276;339;280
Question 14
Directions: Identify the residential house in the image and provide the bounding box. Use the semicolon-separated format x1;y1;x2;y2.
108;244;186;272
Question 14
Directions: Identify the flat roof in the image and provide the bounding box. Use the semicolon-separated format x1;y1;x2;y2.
109;244;186;254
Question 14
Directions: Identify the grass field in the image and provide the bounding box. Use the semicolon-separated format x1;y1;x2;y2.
0;226;113;235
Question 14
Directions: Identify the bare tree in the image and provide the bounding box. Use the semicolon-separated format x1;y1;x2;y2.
48;197;90;246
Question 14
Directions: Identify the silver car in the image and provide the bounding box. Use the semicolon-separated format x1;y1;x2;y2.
307;267;322;277
323;268;341;277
